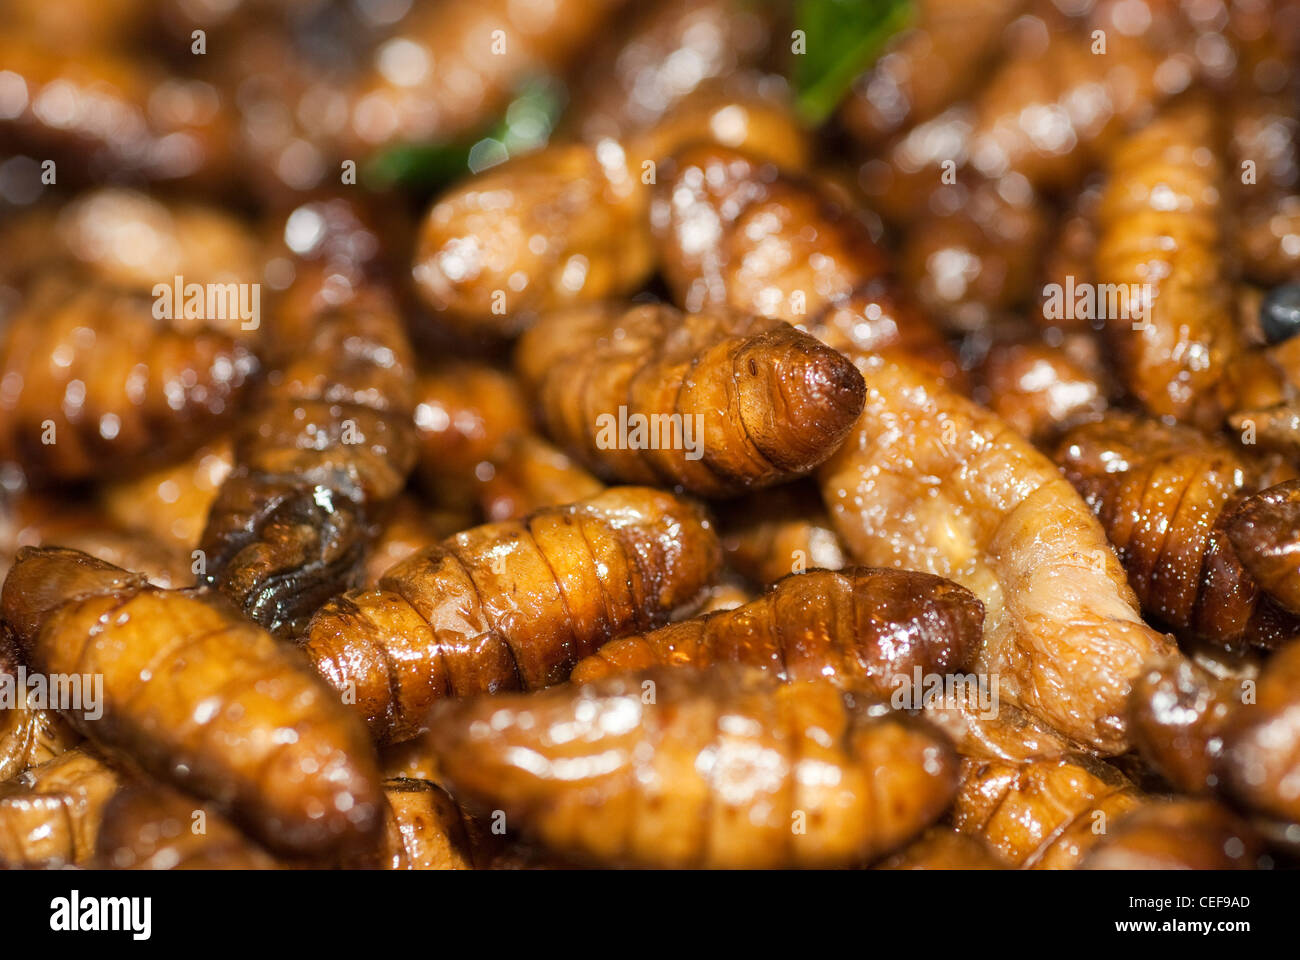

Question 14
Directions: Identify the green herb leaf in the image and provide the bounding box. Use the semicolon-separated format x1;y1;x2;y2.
792;0;914;126
362;76;565;190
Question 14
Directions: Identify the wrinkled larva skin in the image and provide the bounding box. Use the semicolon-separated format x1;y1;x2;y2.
652;145;962;386
0;747;120;868
95;783;283;870
380;778;475;871
0;274;256;484
516;304;866;496
718;482;847;586
0;547;384;861
571;567;984;696
840;0;1027;148
1095;101;1240;429
1081;799;1267;870
303;487;721;745
424;666;959;869
951;754;1147;869
199;200;418;638
820;356;1176;754
0;630;80;782
1226;480;1300;617
1054;412;1300;647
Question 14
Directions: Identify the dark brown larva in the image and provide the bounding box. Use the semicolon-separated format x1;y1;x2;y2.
1055;412;1300;648
198;199;417;638
571;567;984;696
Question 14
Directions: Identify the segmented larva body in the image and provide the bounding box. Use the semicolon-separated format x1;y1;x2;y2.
0;748;120;869
652;145;961;386
199;200;418;637
0;275;256;483
1095;101;1240;429
0;546;384;860
515;304;866;496
1080;799;1265;870
303;487;721;744
380;779;475;870
951;754;1146;869
95;784;283;870
424;666;959;869
1054;412;1300;647
819;355;1175;754
571;567;984;695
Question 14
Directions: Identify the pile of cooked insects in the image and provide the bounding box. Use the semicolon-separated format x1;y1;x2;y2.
2;0;1300;871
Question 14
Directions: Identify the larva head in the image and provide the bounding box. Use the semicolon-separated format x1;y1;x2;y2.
1226;479;1300;615
570;487;722;611
1;547;146;653
731;327;866;472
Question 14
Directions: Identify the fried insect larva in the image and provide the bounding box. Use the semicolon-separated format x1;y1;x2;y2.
0;631;81;781
345;0;624;151
0;747;120;868
1218;638;1300;824
1127;659;1240;796
899;178;1049;333
100;436;233;552
1225;480;1300;616
1095;100;1240;428
874;826;1006;870
718;482;847;586
0;40;234;185
951;754;1146;869
380;779;474;871
1054;413;1300;647
199;200;418;637
562;0;772;144
424;666;958;869
95;783;283;870
819;355;1175;753
841;0;1027;147
515;304;866;496
412;362;533;512
54;188;265;328
1080;799;1267;870
1;546;384;859
413;88;807;339
413;142;654;338
651;145;962;386
920;695;1074;764
0;273;256;483
1;492;198;589
570;567;984;696
476;433;605;524
974;339;1110;444
303;487;721;744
